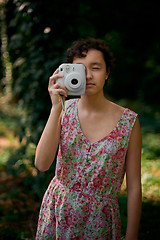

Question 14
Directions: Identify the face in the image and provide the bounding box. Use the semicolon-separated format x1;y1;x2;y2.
73;49;109;96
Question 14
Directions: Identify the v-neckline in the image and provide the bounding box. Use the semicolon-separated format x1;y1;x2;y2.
75;99;127;145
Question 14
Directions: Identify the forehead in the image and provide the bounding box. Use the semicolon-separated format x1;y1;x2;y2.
73;49;105;65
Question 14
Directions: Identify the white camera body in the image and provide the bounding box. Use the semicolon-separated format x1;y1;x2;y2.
57;63;86;96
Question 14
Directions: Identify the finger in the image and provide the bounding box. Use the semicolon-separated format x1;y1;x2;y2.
50;82;65;90
49;73;64;86
49;88;67;97
51;68;60;78
49;82;68;96
60;89;68;97
49;73;63;81
54;68;59;74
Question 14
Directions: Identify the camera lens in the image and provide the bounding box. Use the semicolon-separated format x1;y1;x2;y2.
71;78;78;85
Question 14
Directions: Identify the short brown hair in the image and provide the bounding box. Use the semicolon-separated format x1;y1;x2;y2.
65;38;115;75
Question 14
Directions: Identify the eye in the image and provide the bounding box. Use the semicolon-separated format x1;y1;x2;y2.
92;67;100;70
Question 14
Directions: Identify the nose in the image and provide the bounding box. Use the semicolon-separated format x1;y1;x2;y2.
86;68;92;80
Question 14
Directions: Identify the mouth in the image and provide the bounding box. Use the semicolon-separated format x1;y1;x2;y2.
86;83;95;87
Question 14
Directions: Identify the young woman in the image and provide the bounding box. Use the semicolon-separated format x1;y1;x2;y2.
35;38;142;240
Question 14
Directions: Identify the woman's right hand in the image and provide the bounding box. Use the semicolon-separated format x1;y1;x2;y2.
48;68;68;112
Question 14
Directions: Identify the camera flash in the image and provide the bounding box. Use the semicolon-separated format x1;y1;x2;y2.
66;65;70;73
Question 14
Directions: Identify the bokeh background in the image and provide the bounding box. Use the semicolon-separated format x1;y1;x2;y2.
0;0;160;239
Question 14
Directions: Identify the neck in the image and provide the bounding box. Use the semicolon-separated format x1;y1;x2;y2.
79;91;108;112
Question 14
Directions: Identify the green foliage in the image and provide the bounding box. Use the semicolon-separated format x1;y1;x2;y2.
0;10;4;90
3;0;160;148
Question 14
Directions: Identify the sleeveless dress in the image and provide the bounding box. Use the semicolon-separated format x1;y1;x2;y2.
36;99;137;240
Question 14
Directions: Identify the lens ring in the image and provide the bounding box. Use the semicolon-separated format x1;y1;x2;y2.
71;78;78;85
65;72;81;89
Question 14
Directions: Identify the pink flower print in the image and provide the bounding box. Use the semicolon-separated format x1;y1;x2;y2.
81;144;88;152
94;237;100;240
102;176;109;185
111;178;115;185
99;169;106;177
67;133;74;142
80;198;85;204
73;161;78;168
71;148;77;156
93;177;102;188
83;215;89;222
94;222;100;230
115;148;125;160
69;225;76;232
99;148;105;155
71;237;81;240
112;167;119;174
68;208;74;215
119;127;126;136
62;167;68;175
57;167;62;178
63;115;69;127
82;193;92;201
72;214;79;224
65;215;72;226
72;117;77;126
57;149;62;158
72;171;76;178
116;136;123;143
110;130;119;138
83;204;89;213
102;204;111;215
130;118;134;125
78;160;83;166
52;215;56;223
91;155;98;162
72;182;81;191
128;112;134;118
84;161;91;168
66;178;71;185
65;202;71;211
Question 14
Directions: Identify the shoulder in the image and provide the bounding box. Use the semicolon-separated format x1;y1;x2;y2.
65;98;78;110
107;101;141;145
122;107;141;142
109;100;139;133
61;98;78;122
107;100;137;122
109;100;138;120
125;108;138;118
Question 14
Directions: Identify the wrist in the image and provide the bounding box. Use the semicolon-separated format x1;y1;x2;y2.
125;233;138;240
50;105;62;117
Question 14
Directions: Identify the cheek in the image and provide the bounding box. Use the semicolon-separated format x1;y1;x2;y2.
93;71;107;86
99;72;107;84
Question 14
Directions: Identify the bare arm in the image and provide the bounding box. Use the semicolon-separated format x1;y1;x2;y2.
35;69;67;172
125;118;142;240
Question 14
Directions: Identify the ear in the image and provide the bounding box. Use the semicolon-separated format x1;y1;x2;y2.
105;67;110;80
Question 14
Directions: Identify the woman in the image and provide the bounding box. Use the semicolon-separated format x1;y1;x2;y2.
35;38;142;240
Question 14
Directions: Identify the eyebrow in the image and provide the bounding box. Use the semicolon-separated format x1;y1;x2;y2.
90;62;102;66
75;62;102;67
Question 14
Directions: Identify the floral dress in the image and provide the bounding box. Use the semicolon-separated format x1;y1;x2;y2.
36;99;137;240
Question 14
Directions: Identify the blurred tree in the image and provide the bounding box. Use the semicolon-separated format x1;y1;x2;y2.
0;0;12;98
0;32;3;91
0;1;5;91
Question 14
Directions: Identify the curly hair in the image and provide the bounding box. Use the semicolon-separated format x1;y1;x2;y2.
65;38;115;75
